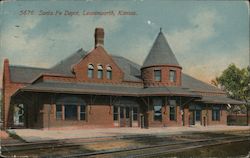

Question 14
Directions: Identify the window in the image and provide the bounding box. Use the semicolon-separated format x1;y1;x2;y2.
169;100;176;121
153;98;162;121
80;105;86;121
212;106;220;121
133;107;138;121
56;105;62;120
113;106;118;121
154;70;161;81
106;66;112;80
97;65;103;79
65;105;77;120
169;70;176;82
88;64;94;79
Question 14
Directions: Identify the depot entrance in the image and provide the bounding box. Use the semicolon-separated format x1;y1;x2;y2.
120;106;131;127
189;104;202;126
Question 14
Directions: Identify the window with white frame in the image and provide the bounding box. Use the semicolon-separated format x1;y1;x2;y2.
106;66;112;80
88;64;94;79
97;65;103;79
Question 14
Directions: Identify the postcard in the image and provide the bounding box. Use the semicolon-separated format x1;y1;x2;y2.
0;1;249;157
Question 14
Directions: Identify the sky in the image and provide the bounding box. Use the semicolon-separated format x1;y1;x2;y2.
0;0;249;88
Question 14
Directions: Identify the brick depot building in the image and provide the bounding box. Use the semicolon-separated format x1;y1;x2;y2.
2;28;243;129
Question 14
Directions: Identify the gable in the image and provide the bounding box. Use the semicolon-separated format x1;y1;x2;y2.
73;46;124;83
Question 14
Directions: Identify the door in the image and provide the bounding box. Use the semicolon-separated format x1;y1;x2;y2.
195;110;201;125
125;107;131;127
120;107;131;127
189;110;195;125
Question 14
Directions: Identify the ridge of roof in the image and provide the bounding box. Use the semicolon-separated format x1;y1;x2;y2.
51;48;86;69
142;30;180;68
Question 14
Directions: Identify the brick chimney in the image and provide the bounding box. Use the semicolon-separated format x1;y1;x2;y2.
3;58;10;83
94;28;104;48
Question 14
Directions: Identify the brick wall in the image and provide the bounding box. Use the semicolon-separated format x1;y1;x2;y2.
141;65;182;87
41;104;118;128
178;104;227;127
183;106;189;126
73;46;124;84
146;99;183;127
88;105;113;125
8;92;229;129
207;106;227;126
2;59;26;128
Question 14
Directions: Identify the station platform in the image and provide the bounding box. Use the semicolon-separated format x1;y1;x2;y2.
5;125;250;143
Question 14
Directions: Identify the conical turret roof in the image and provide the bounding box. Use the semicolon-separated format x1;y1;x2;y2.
142;29;180;68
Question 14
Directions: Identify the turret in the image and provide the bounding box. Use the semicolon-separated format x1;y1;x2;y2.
141;29;182;87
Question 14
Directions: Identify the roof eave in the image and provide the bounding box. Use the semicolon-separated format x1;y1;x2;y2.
141;64;182;70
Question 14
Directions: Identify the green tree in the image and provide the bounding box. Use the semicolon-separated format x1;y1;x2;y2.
211;64;250;117
211;64;250;102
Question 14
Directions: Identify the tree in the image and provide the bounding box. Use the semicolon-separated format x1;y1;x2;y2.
211;64;250;116
211;64;249;102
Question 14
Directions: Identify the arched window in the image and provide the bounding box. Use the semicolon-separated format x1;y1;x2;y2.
97;65;103;79
88;64;94;79
106;66;112;80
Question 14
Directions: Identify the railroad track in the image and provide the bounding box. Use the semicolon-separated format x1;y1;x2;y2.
2;132;250;157
62;135;250;158
0;132;208;152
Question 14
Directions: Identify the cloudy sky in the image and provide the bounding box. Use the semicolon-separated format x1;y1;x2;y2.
0;0;249;87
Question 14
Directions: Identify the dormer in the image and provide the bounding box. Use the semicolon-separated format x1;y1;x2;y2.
73;28;124;83
141;29;182;87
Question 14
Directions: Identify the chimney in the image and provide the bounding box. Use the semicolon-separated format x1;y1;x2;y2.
94;28;104;48
3;58;10;84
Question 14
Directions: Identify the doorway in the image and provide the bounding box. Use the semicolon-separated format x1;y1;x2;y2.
195;110;201;125
120;107;131;127
189;110;195;125
189;110;201;126
13;104;24;126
